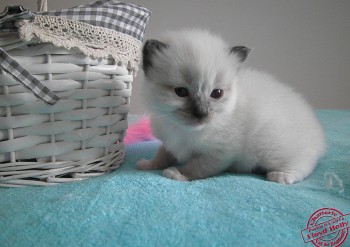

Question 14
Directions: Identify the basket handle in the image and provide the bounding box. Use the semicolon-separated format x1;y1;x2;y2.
37;0;48;12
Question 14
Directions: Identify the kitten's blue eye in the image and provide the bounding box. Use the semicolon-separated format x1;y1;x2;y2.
210;89;224;99
174;87;189;97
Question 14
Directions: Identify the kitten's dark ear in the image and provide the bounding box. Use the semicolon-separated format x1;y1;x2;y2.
142;39;168;74
230;46;251;62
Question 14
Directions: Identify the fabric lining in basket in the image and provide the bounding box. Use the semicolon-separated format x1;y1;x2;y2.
18;15;142;74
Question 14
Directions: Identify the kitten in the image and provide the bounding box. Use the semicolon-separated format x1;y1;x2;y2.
137;29;326;184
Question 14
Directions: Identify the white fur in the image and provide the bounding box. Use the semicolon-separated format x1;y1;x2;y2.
139;29;326;184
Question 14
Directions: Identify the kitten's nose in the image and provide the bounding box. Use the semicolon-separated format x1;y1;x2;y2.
192;105;208;120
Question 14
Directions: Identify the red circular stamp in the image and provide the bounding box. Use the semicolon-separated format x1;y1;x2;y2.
301;208;350;247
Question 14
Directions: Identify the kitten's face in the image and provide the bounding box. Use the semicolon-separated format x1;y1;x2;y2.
142;30;249;129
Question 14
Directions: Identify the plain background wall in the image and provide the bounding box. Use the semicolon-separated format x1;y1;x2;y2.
2;0;350;114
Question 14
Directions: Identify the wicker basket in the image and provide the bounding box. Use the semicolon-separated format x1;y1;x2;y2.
0;1;150;187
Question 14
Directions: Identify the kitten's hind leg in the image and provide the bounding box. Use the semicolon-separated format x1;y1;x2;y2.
266;171;297;185
266;159;317;184
137;145;177;170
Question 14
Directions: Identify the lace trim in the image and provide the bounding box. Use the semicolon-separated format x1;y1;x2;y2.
17;15;142;74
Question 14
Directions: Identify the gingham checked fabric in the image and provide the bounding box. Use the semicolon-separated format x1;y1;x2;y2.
0;47;59;104
41;0;151;42
0;5;35;33
1;0;151;42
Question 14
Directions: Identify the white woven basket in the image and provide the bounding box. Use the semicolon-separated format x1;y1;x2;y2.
0;43;132;187
0;0;151;187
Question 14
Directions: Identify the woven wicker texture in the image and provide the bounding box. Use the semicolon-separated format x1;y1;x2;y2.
0;43;132;187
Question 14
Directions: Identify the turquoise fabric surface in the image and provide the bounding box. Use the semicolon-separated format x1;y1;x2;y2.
0;110;349;247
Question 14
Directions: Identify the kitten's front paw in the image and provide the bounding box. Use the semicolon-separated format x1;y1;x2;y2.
163;167;190;181
136;159;156;170
267;171;296;185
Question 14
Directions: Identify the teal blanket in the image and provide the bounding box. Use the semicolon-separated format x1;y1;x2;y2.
1;110;349;247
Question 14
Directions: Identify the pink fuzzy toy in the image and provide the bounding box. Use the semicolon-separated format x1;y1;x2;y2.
124;117;156;144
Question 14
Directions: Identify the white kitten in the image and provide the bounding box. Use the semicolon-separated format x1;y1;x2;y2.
137;29;326;184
